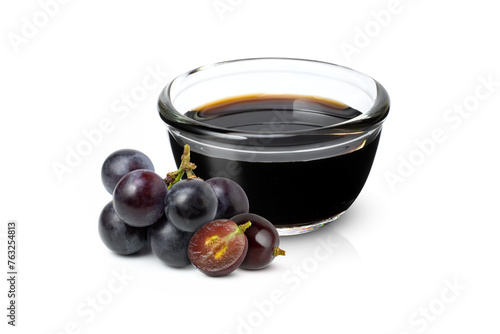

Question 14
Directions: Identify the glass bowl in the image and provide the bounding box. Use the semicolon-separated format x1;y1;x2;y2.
158;58;390;235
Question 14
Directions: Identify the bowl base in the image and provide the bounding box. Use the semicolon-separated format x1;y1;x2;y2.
276;211;346;236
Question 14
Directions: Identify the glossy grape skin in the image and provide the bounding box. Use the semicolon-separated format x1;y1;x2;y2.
165;178;217;233
206;177;249;219
231;213;282;270
98;201;148;255
149;216;194;268
113;169;167;227
188;219;248;277
101;149;154;194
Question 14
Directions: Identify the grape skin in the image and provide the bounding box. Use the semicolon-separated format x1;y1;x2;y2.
113;169;167;227
165;178;217;233
149;216;194;268
101;149;154;194
98;201;148;255
231;213;281;270
206;177;249;219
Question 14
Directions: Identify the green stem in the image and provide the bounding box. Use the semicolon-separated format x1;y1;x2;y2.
164;144;198;189
238;221;252;233
168;170;185;188
273;247;286;257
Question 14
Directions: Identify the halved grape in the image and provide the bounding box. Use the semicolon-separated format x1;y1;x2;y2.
231;213;285;270
188;219;250;277
101;149;154;194
149;216;194;268
165;178;217;232
113;169;167;227
98;201;148;255
206;177;249;219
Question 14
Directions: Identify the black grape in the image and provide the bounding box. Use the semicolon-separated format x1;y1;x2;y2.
113;169;167;227
206;177;249;219
165;178;217;232
149;216;194;268
101;149;154;194
98;201;148;255
231;213;285;269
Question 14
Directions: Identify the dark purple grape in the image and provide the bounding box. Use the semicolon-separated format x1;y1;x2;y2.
98;201;148;255
149;216;194;268
113;169;167;227
206;177;249;219
101;149;154;194
188;219;249;277
165;178;217;232
231;213;285;270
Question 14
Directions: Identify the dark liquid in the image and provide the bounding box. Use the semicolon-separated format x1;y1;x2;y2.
170;94;380;227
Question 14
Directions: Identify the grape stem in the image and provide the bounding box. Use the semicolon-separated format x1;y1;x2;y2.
273;247;286;257
164;144;200;189
238;221;252;233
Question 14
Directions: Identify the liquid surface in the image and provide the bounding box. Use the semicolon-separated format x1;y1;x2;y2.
185;94;361;132
172;94;379;227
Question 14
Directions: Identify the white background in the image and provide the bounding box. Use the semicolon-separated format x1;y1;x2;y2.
1;1;499;333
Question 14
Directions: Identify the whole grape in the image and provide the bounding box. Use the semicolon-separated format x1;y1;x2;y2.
149;216;194;268
231;213;285;270
165;178;217;232
101;149;154;194
113;169;167;227
206;177;249;219
98;201;148;255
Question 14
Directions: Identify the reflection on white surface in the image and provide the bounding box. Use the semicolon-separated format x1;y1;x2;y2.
281;227;361;263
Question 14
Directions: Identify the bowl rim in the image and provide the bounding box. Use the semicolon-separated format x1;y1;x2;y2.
158;57;390;137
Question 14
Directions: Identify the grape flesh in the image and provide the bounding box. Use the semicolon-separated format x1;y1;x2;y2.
101;149;154;194
113;169;167;227
149;216;194;268
188;219;249;277
165;178;217;233
98;201;148;255
206;177;249;219
231;213;283;270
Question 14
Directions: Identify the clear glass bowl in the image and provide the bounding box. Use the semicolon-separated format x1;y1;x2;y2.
158;58;390;235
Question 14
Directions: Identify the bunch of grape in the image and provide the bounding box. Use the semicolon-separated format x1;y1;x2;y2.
98;145;285;276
